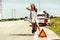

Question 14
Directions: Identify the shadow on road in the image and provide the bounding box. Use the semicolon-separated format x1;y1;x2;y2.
29;25;46;27
11;34;34;36
53;39;60;40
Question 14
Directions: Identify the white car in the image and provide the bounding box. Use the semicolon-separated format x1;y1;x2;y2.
24;12;50;26
37;12;50;26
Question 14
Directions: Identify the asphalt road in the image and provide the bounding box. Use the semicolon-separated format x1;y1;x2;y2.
0;20;60;40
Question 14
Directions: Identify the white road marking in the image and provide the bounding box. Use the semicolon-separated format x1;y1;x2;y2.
34;32;38;40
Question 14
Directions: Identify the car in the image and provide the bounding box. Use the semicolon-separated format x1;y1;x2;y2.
37;12;50;26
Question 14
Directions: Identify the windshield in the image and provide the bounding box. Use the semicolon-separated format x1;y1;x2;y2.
37;14;45;16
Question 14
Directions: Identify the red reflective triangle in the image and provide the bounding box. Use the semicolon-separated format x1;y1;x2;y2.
38;29;47;38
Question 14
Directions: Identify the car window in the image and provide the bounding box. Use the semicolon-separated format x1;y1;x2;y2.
37;14;45;16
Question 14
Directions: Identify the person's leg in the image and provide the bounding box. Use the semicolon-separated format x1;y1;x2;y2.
32;23;34;33
46;19;48;25
32;23;34;27
35;22;40;32
45;18;48;25
32;23;37;33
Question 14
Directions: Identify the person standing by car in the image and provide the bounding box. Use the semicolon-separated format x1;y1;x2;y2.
26;3;40;33
43;11;49;25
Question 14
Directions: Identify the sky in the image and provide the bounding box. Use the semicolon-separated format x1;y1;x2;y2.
2;0;60;19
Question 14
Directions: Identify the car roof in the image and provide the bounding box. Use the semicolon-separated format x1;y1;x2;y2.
37;11;44;14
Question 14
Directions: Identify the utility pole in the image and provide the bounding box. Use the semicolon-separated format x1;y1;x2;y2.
13;8;16;19
39;0;40;11
0;0;2;20
11;8;16;19
12;8;14;19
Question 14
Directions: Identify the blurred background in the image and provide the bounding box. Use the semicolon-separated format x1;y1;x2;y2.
0;0;60;19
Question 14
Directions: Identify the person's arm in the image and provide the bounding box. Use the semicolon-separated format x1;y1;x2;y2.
26;6;31;10
47;13;49;19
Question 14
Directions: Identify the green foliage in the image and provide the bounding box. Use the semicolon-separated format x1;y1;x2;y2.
50;15;58;19
50;15;53;19
47;17;60;37
20;18;25;20
25;16;28;18
0;18;25;22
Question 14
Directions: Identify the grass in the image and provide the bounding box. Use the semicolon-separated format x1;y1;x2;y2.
47;17;60;37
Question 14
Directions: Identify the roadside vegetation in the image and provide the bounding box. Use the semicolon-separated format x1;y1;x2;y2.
0;16;28;22
0;18;25;22
47;17;60;37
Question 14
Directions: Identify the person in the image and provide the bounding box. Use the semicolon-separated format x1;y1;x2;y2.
43;11;49;25
26;3;40;33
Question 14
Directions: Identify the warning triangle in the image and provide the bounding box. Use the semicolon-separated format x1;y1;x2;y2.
38;29;47;38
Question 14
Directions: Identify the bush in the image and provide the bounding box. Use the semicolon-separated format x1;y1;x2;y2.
20;18;25;20
25;16;28;18
50;15;53;19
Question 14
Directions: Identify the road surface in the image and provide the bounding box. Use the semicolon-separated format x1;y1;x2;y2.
0;20;60;40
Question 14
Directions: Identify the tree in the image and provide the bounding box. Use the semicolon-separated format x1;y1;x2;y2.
50;15;53;19
25;16;28;18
